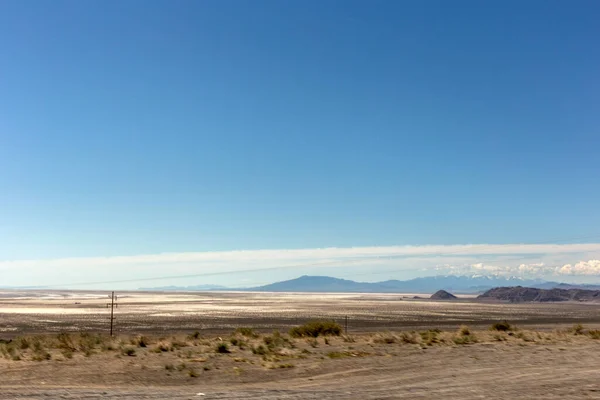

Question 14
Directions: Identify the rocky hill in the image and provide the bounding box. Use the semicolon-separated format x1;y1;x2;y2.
430;290;457;300
478;286;600;303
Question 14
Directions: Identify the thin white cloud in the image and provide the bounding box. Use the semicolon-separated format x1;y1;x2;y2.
2;243;600;269
1;244;600;288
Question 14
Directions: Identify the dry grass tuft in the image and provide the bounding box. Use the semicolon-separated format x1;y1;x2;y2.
289;321;342;338
373;332;397;344
400;332;420;344
236;327;259;338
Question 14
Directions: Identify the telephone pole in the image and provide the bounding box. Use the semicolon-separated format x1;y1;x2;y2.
107;291;117;336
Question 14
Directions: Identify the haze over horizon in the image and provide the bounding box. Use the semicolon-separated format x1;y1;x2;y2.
1;1;599;289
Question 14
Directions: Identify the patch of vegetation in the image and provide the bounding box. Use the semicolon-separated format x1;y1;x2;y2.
493;333;507;342
32;351;52;361
571;324;585;335
307;338;319;348
327;351;348;359
515;331;536;342
62;349;74;359
399;332;419;344
588;329;600;339
123;347;136;356
342;335;355;343
154;342;172;352
252;345;268;355
419;330;441;346
134;336;149;348
16;337;30;350
188;368;198;377
452;335;477;345
236;327;259;338
289;320;342;338
490;321;513;332
188;331;201;340
56;333;76;351
453;326;477;345
278;363;294;368
263;330;294;351
216;343;230;353
373;332;397;344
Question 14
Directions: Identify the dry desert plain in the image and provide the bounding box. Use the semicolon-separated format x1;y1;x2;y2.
1;290;600;399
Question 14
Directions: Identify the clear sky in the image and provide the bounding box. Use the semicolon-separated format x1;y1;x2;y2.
1;1;599;288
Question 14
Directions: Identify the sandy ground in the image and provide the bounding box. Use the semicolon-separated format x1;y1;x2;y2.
1;332;600;399
2;290;600;399
2;290;600;335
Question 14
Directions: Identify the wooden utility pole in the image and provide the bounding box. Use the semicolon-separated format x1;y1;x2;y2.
345;315;348;334
106;291;117;336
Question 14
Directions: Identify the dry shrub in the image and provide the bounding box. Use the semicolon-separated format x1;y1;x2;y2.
373;332;397;344
571;324;585;335
188;331;201;340
263;330;294;351
16;337;30;350
459;325;471;336
154;342;173;352
251;345;268;355
216;343;230;353
289;321;342;338
588;330;600;339
236;327;259;338
453;326;477;345
342;335;355;343
490;321;513;332
122;347;136;356
419;330;442;345
400;332;420;344
134;336;149;348
56;333;76;351
514;331;536;342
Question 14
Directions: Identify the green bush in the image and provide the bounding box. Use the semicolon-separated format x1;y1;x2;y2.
289;321;342;338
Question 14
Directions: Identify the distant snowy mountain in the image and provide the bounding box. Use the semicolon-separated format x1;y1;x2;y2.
140;275;600;294
246;275;563;294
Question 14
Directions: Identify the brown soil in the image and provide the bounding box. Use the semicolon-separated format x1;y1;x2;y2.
1;327;600;399
2;291;600;399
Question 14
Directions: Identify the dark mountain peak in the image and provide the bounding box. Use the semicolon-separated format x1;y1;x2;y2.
430;290;458;300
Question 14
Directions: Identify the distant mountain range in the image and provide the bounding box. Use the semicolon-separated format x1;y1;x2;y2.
479;286;600;303
140;275;600;294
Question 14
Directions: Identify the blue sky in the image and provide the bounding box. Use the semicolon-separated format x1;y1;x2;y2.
1;1;599;287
